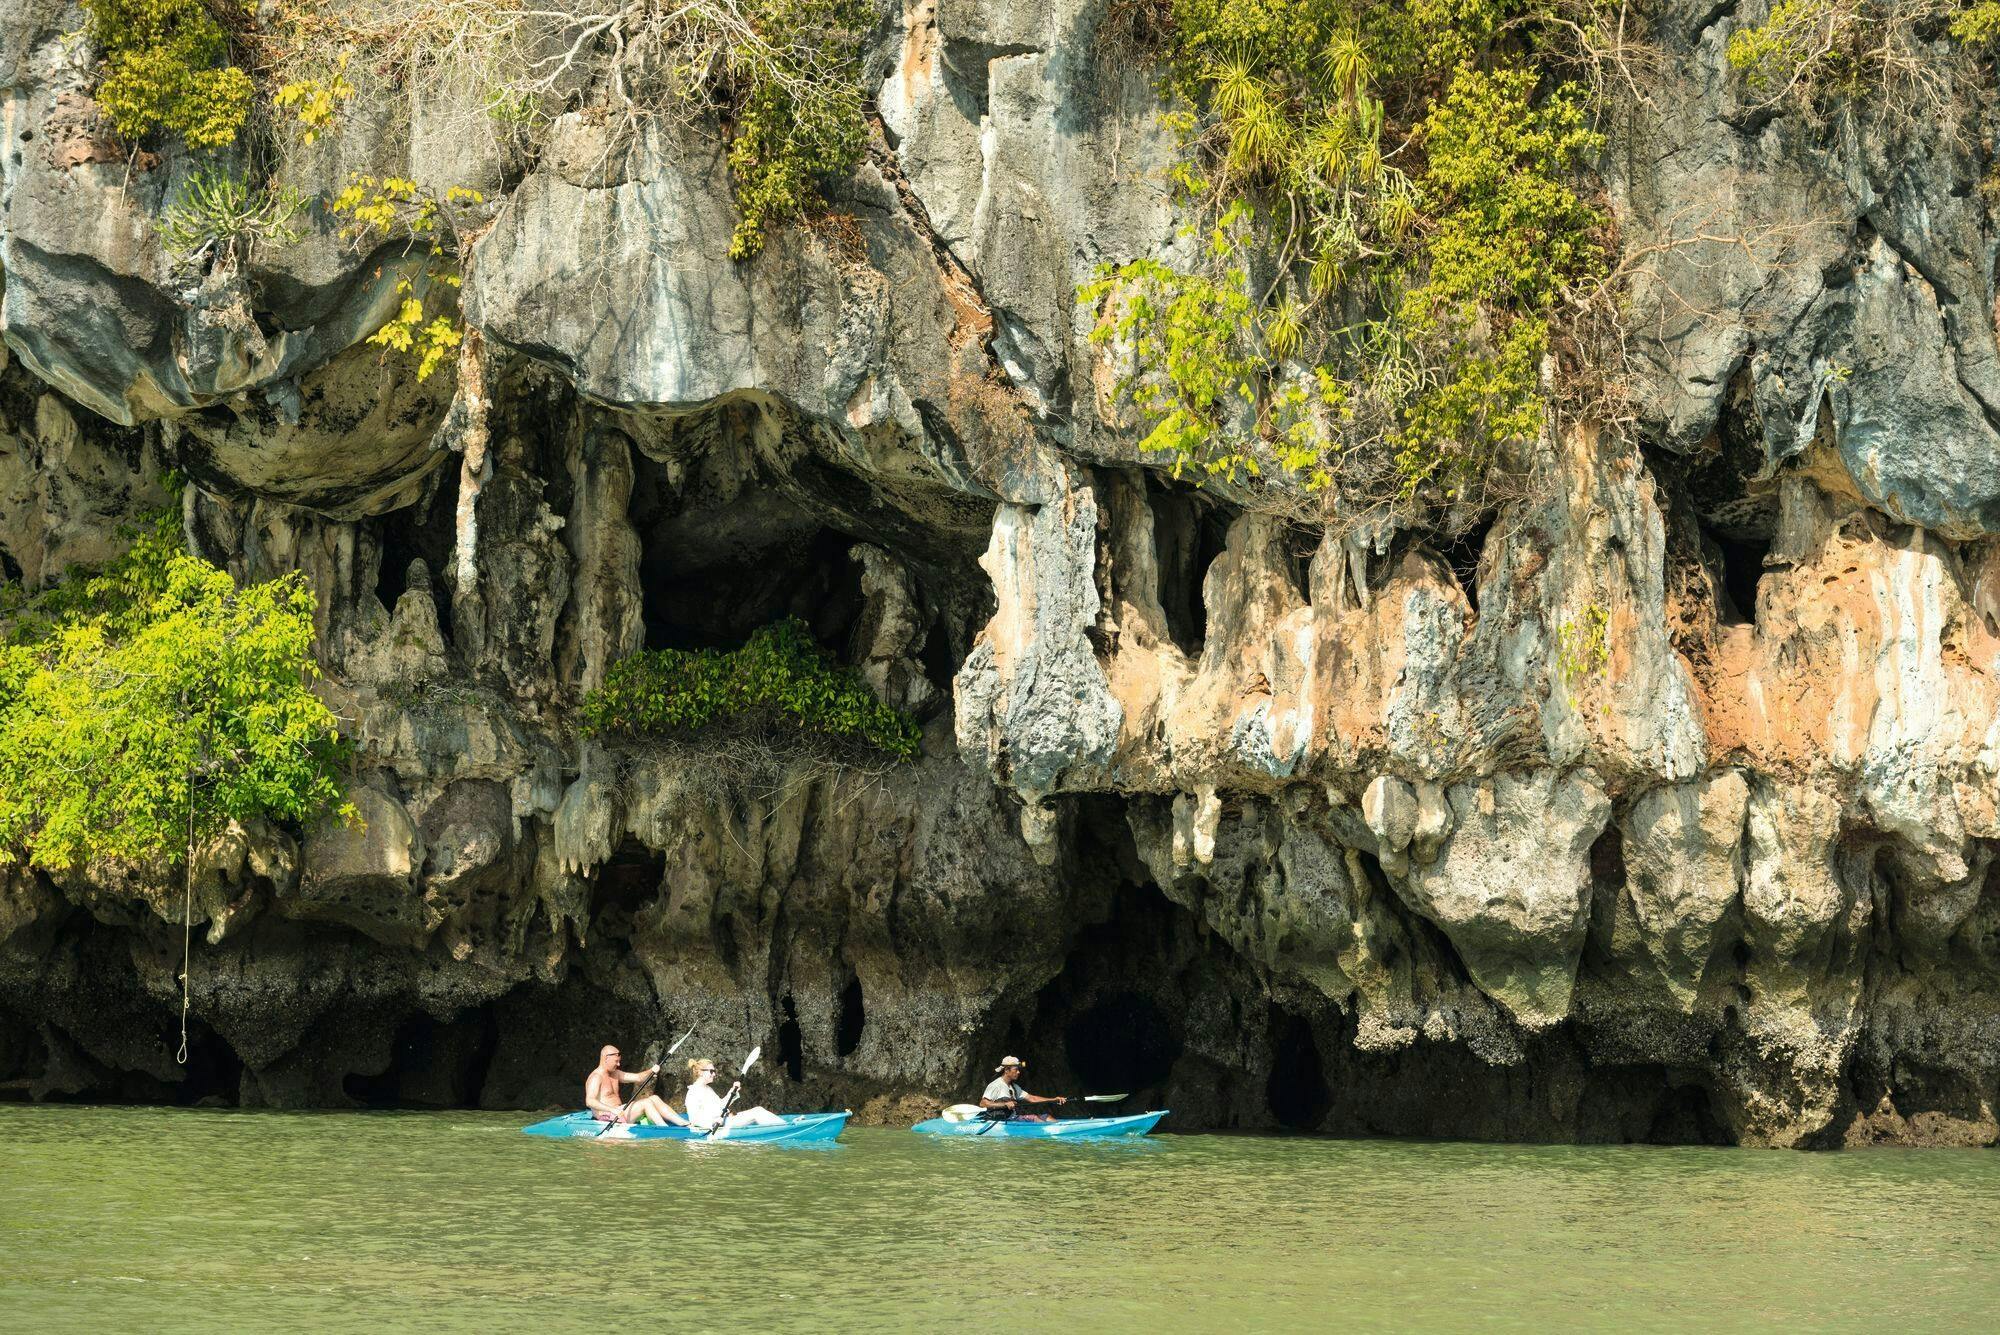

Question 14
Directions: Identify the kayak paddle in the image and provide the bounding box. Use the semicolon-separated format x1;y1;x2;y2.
707;1045;762;1140
1081;1093;1129;1103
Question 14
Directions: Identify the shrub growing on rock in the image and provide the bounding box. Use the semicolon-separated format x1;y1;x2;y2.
83;0;255;149
580;618;921;762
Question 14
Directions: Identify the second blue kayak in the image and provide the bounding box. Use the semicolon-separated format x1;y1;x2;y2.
910;1111;1168;1139
523;1111;850;1144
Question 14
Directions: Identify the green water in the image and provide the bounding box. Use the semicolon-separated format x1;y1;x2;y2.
1;1108;1995;1331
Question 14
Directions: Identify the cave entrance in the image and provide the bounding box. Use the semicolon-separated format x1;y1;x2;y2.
627;445;871;656
342;1007;499;1109
1266;1006;1332;1131
372;461;460;635
637;524;866;654
598;839;664;910
592;839;665;948
0;1007;42;1101
1644;1081;1727;1145
1063;991;1181;1094
175;1021;246;1107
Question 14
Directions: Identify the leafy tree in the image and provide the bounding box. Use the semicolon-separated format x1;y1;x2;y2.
0;509;351;1060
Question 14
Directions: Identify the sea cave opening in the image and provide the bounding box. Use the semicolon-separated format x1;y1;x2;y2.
1062;991;1182;1095
342;1007;499;1109
1266;1005;1333;1131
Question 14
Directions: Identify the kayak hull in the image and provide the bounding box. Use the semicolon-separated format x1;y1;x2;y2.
523;1111;850;1144
910;1111;1168;1139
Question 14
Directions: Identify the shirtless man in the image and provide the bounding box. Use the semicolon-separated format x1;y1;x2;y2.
585;1044;688;1126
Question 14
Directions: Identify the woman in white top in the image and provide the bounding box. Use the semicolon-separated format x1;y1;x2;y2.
684;1057;786;1130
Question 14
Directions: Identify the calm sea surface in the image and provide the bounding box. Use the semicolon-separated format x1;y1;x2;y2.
1;1106;1995;1331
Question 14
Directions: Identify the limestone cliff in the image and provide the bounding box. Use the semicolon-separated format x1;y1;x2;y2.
3;0;1999;1146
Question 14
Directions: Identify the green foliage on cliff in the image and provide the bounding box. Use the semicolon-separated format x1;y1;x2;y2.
0;504;351;872
1956;1;2000;42
83;0;255;149
1723;0;1985;120
718;0;874;259
1085;0;1608;517
580;619;921;762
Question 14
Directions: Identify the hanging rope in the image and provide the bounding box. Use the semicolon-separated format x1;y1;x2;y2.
177;780;194;1066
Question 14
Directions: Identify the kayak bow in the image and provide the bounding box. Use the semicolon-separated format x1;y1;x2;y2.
910;1111;1167;1139
526;1111;849;1144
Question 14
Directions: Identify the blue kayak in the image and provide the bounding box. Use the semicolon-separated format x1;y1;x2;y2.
523;1111;850;1144
910;1111;1167;1139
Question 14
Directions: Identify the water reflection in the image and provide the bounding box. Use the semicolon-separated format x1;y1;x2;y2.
1;1107;1994;1332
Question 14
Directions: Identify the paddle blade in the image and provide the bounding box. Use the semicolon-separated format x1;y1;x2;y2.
1082;1093;1129;1103
740;1045;761;1076
941;1103;984;1123
666;1026;695;1056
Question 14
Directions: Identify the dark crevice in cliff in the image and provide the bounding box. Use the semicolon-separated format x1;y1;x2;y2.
836;975;866;1058
777;994;805;1081
1646;400;1777;629
1148;476;1230;656
1437;515;1493;612
1712;532;1771;625
1282;525;1318;605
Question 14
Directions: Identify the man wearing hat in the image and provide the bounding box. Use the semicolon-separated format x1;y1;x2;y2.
979;1056;1067;1121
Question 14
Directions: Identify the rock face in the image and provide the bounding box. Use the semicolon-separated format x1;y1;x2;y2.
4;0;2000;1146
